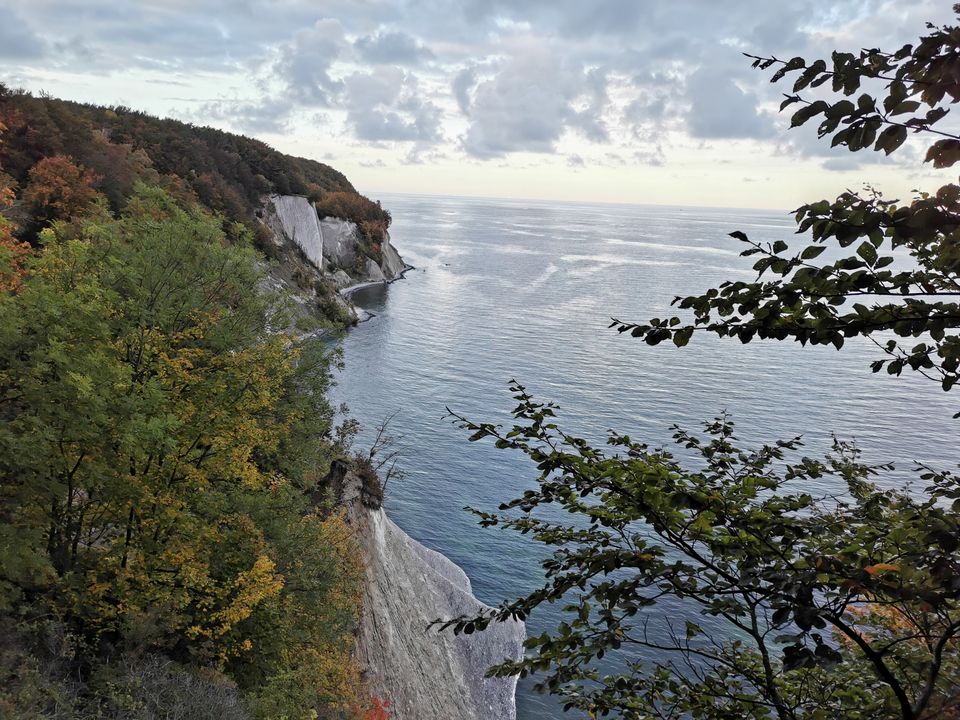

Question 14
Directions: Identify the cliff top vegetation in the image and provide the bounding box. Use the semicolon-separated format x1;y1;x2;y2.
314;191;393;267
0;89;388;719
0;84;354;249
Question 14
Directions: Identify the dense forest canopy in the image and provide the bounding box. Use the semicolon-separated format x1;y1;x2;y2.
0;84;354;246
0;89;388;719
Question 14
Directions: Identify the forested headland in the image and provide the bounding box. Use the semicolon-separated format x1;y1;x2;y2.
0;87;387;719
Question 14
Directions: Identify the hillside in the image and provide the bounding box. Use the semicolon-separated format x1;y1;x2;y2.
0;89;396;720
0;84;353;246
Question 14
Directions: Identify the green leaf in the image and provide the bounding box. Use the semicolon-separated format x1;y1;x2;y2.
889;100;920;116
791;101;829;128
856;241;878;265
800;245;827;260
673;327;694;348
926;139;960;168
874;125;907;155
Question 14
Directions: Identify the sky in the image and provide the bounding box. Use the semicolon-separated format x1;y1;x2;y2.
1;0;956;209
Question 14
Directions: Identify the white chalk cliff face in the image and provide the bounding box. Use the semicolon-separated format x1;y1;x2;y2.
264;195;518;715
354;506;525;720
264;195;408;289
320;217;360;270
318;216;408;286
265;195;324;270
329;461;523;720
379;237;406;279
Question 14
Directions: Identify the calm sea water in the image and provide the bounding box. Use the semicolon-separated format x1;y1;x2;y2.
331;193;958;719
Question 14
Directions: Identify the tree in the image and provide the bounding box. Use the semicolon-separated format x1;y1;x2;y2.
611;10;960;396
444;12;960;720
0;184;366;718
21;154;101;224
0;120;30;291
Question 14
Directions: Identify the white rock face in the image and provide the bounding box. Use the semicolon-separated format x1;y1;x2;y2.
380;235;406;278
266;195;324;270
365;258;387;283
320;216;407;282
330;269;353;289
320;217;360;269
357;507;524;720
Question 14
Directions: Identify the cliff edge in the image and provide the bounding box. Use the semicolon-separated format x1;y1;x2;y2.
333;463;525;720
259;194;410;328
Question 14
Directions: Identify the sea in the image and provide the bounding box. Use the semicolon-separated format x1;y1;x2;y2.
330;192;958;719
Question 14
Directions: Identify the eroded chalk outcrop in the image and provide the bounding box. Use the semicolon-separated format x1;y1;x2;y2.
264;194;324;269
320;217;360;270
259;194;410;327
264;195;408;288
336;466;524;720
319;215;409;285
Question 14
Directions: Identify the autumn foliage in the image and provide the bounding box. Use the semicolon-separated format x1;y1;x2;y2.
314;191;392;263
0;83;354;250
0;186;367;718
364;697;393;720
0;120;29;291
21;154;100;223
0;85;389;718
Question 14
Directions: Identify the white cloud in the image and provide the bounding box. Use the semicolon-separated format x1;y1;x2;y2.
685;66;775;140
0;4;46;58
4;0;956;205
355;31;434;65
344;67;443;142
460;42;611;158
276;19;346;106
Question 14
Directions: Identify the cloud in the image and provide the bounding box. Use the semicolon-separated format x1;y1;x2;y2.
633;147;665;166
0;5;46;59
402;145;447;164
344;67;443;142
355;31;434;65
777;120;919;173
276;19;346;106
194;97;293;135
460;42;610;158
52;35;103;64
452;66;477;114
685;65;775;140
3;0;953;186
571;67;609;142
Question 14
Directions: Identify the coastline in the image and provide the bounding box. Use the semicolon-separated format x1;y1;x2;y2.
339;263;415;298
338;265;525;720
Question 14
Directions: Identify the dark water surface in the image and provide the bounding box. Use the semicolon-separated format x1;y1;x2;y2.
331;193;957;719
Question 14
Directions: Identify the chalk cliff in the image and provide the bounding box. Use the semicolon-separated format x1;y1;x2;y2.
259;194;410;326
264;194;325;269
334;465;525;720
263;197;520;717
319;215;409;286
320;217;360;270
